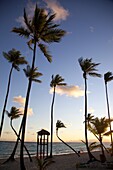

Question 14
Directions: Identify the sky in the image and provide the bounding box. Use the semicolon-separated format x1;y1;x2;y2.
0;0;113;143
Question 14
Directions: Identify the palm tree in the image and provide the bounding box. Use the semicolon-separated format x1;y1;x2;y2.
78;57;101;162
50;74;67;157
104;71;113;155
0;48;27;137
88;117;110;162
5;107;32;163
87;113;109;153
12;4;66;169
56;120;80;157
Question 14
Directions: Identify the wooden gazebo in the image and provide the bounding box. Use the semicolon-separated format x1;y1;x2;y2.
37;129;50;159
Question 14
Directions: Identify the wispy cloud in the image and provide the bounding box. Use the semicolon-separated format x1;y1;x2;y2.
13;96;33;116
13;95;25;106
50;85;84;98
44;0;69;21
80;107;95;113
16;0;36;27
16;0;69;26
89;26;94;32
88;107;95;113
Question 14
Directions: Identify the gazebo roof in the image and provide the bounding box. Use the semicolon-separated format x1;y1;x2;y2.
37;129;50;136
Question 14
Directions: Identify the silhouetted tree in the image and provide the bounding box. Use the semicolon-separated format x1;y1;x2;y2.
88;116;110;162
0;49;27;137
104;72;113;155
50;74;66;157
56;120;80;157
78;57;101;162
5;106;32;162
12;4;66;169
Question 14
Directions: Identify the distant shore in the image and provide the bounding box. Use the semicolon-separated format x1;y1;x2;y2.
0;151;113;170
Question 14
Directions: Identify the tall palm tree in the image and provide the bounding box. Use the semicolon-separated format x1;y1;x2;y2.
78;57;101;162
12;4;66;169
50;74;67;157
88;117;110;162
104;72;113;155
5;107;32;162
0;48;27;137
56;120;80;157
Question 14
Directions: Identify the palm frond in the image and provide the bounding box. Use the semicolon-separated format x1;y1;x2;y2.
56;120;66;131
24;8;33;33
50;74;66;87
6;107;22;120
42;29;66;43
27;39;34;50
23;65;42;82
104;71;113;83
89;72;102;78
12;27;30;38
38;43;52;62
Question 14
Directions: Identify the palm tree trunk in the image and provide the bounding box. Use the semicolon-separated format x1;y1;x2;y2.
90;128;109;153
50;86;55;158
20;40;36;170
10;120;32;162
99;135;106;162
4;119;23;163
56;130;80;157
84;76;97;162
0;66;13;137
105;83;113;155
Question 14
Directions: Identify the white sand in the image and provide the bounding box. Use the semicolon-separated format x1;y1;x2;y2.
0;151;113;170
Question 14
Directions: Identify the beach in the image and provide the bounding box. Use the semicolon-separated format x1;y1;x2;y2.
0;151;113;170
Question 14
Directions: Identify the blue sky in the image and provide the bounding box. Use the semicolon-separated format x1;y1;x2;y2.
0;0;113;142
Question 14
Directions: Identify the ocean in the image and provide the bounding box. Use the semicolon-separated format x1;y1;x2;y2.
0;141;110;159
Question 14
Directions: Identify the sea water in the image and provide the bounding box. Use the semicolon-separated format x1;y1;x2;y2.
0;141;110;159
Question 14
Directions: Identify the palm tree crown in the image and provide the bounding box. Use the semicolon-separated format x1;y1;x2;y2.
3;48;27;71
90;117;109;135
6;106;22;120
78;57;101;79
23;65;42;83
104;72;113;84
50;74;67;88
12;5;66;63
56;120;66;131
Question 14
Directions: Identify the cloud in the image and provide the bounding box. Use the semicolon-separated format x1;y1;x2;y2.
89;26;94;32
50;85;84;98
80;107;95;113
16;0;36;27
18;107;33;116
13;96;25;106
13;96;33;116
44;0;69;21
16;0;69;27
88;107;95;113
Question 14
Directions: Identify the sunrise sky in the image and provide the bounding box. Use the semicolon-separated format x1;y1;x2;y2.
0;0;113;142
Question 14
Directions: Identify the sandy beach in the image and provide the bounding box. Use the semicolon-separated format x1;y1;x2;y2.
0;151;113;170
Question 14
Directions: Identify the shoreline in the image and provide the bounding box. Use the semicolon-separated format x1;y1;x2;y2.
0;151;113;170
